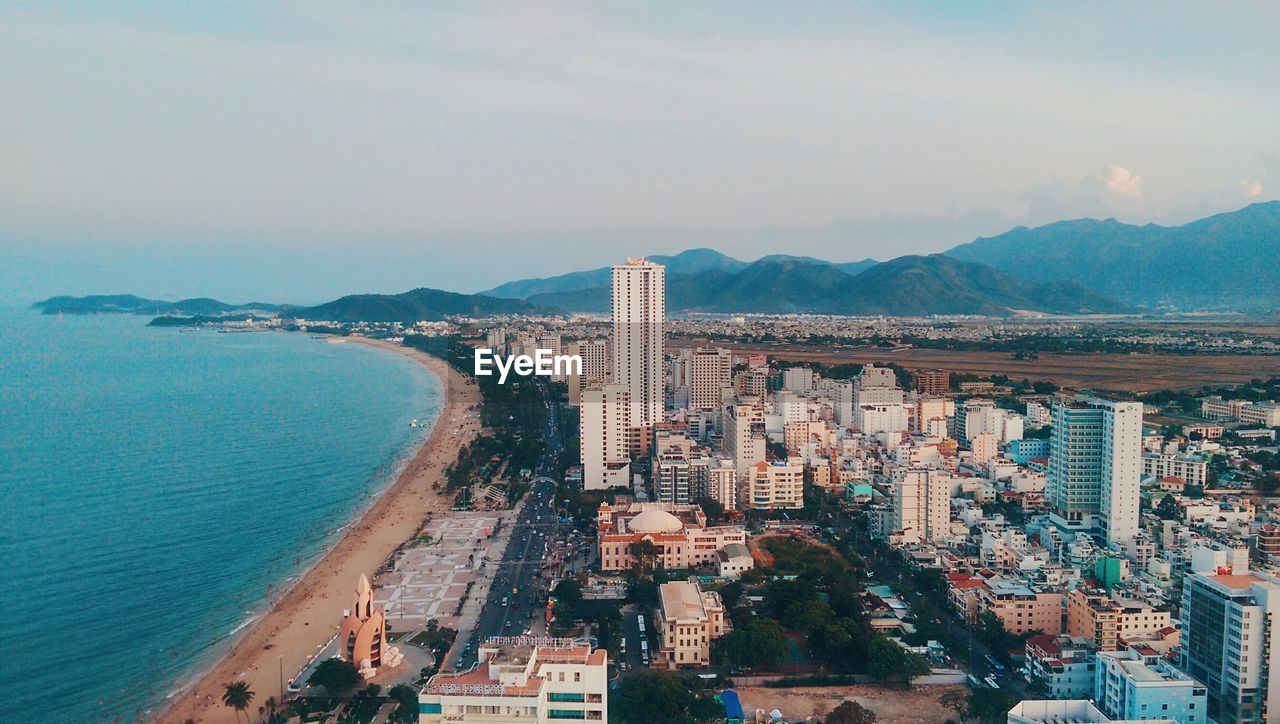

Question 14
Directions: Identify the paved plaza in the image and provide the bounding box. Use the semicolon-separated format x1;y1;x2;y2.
373;510;516;633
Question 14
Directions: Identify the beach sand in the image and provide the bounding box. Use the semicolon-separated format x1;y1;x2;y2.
160;339;479;723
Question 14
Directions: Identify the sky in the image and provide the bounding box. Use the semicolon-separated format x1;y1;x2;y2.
2;2;1278;304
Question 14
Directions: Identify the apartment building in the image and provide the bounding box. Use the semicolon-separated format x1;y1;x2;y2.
1024;634;1097;699
748;460;804;511
723;403;766;480
1142;451;1208;487
1095;646;1207;724
976;578;1064;636
418;639;607;723
612;258;664;428
890;467;952;545
1066;589;1171;652
1180;568;1280;724
566;339;608;406
580;384;632;491
1046;396;1144;545
914;368;950;396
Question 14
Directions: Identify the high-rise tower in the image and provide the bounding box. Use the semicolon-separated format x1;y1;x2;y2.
611;258;665;428
1046;396;1143;545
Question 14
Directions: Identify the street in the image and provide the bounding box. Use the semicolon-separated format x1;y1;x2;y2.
453;388;569;669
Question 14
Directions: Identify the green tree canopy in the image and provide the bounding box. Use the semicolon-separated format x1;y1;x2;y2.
1156;494;1182;520
826;699;877;724
723;618;789;670
610;671;721;724
308;658;361;693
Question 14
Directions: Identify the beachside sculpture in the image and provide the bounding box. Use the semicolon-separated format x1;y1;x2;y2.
337;573;404;678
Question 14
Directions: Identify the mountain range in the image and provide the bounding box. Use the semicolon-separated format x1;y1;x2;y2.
291;287;534;322
486;201;1279;314
522;254;1127;316
33;294;286;316
35;202;1278;319
945;201;1279;311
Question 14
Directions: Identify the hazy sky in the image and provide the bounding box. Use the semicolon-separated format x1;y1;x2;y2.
3;3;1278;303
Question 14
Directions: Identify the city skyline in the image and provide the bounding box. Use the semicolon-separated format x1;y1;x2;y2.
3;3;1279;303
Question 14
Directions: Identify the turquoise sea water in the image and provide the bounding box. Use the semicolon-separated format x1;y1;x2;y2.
0;307;441;721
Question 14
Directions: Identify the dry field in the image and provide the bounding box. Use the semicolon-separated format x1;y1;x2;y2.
736;684;966;723
671;340;1280;392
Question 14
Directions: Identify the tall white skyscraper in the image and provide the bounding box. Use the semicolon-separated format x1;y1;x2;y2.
611;258;665;428
1046;396;1144;545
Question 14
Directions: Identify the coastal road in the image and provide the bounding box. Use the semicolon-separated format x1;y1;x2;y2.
453;387;567;669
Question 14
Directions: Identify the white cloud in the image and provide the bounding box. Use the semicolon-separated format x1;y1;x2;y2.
1100;165;1142;197
1238;179;1263;198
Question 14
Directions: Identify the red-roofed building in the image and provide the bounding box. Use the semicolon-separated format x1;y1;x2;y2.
1024;633;1096;699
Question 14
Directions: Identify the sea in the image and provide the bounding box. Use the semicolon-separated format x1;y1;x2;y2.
0;306;442;721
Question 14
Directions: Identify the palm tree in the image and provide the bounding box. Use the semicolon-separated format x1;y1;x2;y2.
221;681;255;724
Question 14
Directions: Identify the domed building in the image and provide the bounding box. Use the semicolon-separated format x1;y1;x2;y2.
597;501;747;572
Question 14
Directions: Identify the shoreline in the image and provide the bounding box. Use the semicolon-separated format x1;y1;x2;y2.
160;338;480;723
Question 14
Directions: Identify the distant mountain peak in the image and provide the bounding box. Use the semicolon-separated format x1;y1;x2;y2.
946;201;1279;311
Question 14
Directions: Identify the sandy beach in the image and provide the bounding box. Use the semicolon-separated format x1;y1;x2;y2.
160;338;480;723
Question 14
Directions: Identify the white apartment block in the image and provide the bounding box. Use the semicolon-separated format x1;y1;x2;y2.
580;385;631;491
418;639;607;723
914;396;953;435
749;460;804;511
891;467;952;545
702;457;737;511
536;334;564;381
677;347;732;412
722;403;766;480
857;402;909;434
1141;452;1207;486
782;366;815;392
858;364;897;388
611;258;664;428
566;339;608;406
1047;397;1144;546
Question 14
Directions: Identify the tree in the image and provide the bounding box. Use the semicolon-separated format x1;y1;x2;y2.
938;687;1017;724
388;684;420;723
827;700;877;724
695;496;725;524
629;540;660;572
966;688;1019;724
763;578;817;619
782;599;834;635
973;612;1018;663
611;670;719;724
938;689;968;721
221;682;254;724
719;581;744;609
723;618;789;670
866;636;930;684
1156;494;1181;520
866;637;903;681
308;657;361;693
553;578;583;608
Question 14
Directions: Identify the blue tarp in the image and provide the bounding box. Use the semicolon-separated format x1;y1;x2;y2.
721;689;744;720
